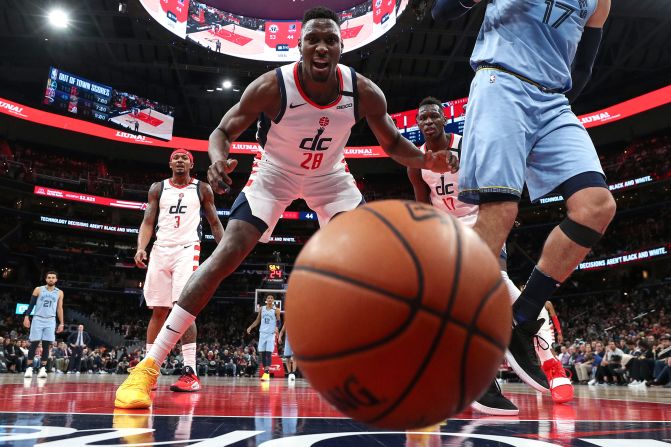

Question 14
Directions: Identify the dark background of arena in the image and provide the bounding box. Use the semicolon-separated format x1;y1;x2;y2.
0;0;669;380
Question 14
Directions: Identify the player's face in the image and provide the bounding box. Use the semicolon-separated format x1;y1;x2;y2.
45;274;57;286
265;296;274;306
417;104;446;140
299;19;342;83
170;153;192;174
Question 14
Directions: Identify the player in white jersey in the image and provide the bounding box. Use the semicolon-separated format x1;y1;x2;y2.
115;6;457;409
247;294;281;381
23;271;64;379
408;98;573;414
130;148;223;399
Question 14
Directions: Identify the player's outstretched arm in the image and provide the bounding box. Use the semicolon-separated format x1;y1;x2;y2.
358;76;457;173
432;0;482;22
208;71;280;194
135;182;161;268
200;181;224;243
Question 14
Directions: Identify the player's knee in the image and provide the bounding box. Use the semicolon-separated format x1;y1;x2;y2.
569;189;616;231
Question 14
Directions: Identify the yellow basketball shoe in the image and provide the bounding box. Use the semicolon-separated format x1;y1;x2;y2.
115;358;160;409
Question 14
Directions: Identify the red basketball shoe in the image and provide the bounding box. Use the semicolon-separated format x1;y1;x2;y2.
542;358;573;404
170;366;201;392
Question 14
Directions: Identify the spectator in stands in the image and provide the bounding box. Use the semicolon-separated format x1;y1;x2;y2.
219;349;236;377
626;340;655;386
595;340;625;385
67;324;91;374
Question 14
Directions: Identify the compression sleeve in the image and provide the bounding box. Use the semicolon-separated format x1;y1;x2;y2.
24;295;38;316
566;27;602;103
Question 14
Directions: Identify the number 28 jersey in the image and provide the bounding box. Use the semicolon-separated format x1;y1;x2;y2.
155;179;202;247
255;62;358;176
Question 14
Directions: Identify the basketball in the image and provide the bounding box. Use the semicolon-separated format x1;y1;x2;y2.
285;200;512;429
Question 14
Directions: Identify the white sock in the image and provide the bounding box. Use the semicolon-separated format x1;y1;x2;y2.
145;343;153;357
500;270;521;304
147;304;196;366
535;306;555;363
181;343;197;375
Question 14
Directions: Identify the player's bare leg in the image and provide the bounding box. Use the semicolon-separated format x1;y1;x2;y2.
536;187;615;282
115;220;261;408
472;201;518;256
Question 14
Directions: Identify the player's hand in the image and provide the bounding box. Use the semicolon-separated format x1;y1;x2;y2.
208;159;238;194
134;249;148;268
246;327;252;335
23;317;30;329
424;149;459;174
57;324;64;334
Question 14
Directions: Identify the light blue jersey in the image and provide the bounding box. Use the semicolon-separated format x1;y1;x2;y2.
471;0;598;91
34;286;60;319
260;306;277;335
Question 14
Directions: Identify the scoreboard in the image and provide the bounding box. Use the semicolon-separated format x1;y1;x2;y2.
267;263;285;283
43;67;113;122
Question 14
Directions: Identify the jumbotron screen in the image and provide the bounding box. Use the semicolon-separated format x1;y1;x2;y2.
139;0;409;62
43;67;175;141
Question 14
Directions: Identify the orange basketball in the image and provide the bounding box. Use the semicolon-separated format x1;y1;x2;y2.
285;200;511;429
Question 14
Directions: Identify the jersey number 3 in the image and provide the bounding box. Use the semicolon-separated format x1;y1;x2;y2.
301;153;324;170
174;216;181;228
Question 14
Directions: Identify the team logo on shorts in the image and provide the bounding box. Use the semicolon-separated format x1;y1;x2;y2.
319;116;330;128
489;74;496;84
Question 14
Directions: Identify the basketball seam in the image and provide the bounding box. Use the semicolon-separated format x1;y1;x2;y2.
291;266;422;361
364;209;462;425
291;268;508;362
456;276;506;412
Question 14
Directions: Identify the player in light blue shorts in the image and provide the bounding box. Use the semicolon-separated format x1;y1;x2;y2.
278;323;296;382
23;271;65;378
247;294;281;380
430;0;616;398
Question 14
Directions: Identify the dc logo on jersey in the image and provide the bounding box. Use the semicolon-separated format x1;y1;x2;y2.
269;24;278;33
300;127;332;151
319;116;330;128
179;193;184;199
169;197;187;214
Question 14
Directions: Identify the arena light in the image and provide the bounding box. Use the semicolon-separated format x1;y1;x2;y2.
222;80;233;90
48;8;70;29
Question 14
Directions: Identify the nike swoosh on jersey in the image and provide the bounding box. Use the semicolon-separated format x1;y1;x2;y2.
289;103;307;109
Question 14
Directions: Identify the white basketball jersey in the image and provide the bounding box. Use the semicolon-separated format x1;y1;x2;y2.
155;179;202;247
420;137;479;223
255;62;358;176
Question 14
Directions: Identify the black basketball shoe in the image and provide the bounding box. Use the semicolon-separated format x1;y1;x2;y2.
505;318;550;393
471;380;519;416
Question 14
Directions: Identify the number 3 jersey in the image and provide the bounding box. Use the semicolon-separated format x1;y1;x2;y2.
255;62;358;176
155;179;202;247
419;137;479;225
